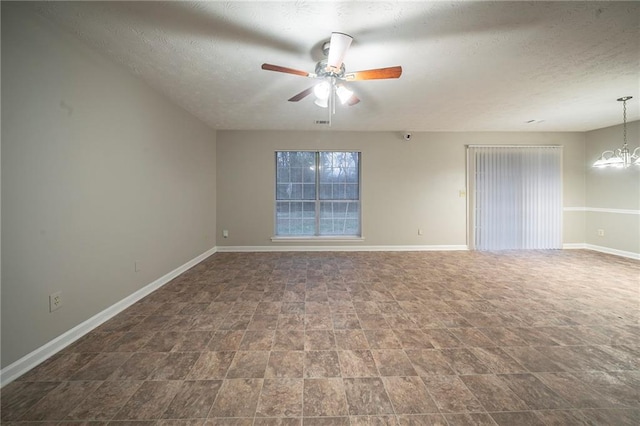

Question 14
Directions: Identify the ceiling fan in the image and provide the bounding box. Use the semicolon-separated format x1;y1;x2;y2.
261;32;402;119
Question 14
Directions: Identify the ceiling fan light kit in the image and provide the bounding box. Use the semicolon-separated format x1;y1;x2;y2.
593;96;640;169
261;32;402;125
313;81;331;101
336;85;354;104
314;97;329;109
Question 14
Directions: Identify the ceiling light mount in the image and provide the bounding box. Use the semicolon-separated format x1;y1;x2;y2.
593;96;639;169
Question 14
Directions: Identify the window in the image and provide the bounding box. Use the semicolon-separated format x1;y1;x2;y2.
276;151;361;237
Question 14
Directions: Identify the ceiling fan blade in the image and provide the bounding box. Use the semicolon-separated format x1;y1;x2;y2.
327;32;353;69
261;63;310;77
344;66;403;81
288;87;314;102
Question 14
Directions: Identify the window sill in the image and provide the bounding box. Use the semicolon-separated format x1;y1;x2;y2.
271;236;365;243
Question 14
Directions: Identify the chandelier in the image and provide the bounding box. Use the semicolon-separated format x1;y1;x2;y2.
593;96;639;168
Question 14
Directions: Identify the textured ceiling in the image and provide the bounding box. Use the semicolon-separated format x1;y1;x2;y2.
23;1;640;132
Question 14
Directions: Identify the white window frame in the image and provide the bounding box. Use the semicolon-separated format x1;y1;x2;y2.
272;150;363;241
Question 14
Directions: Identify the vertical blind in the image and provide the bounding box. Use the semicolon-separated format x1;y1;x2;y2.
468;146;562;250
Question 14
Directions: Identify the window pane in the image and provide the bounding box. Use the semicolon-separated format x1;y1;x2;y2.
291;166;303;182
277;151;315;168
290;183;302;200
276;167;290;183
277;152;315;202
276;183;291;200
319;152;359;201
346;184;359;199
276;201;315;236
319;183;332;199
303;166;315;183
303;183;316;200
302;219;315;234
319;201;360;236
321;180;359;200
277;152;314;182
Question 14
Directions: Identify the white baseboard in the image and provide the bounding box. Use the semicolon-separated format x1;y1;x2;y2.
563;207;640;215
223;243;637;258
216;245;469;252
564;243;639;260
0;246;217;388
585;244;640;260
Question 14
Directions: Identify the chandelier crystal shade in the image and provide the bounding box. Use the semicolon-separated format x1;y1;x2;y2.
593;96;640;169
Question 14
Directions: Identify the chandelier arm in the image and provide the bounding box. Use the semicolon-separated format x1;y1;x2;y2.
602;150;615;159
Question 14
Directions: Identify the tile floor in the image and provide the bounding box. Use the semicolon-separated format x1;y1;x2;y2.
2;250;639;425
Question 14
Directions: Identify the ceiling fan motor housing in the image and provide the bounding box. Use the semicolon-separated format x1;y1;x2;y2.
316;60;346;78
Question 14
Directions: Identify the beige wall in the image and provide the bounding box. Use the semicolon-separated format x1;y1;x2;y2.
585;121;640;254
1;4;217;368
216;130;586;248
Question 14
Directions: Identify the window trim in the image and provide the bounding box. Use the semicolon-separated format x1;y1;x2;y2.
271;236;365;243
274;150;362;238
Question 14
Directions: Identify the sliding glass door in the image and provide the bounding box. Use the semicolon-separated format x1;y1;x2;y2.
467;146;562;250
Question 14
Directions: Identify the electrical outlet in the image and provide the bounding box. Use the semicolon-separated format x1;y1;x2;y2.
49;291;63;312
418;228;423;236
223;229;229;238
597;229;605;237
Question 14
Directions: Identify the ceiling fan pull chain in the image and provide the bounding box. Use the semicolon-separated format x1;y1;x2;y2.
332;78;336;116
331;84;334;125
